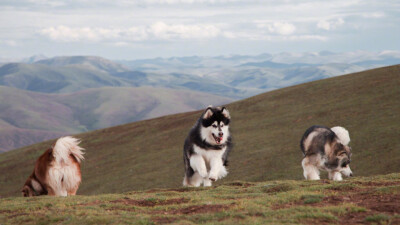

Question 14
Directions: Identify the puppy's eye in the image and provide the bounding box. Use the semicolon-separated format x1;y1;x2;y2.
341;162;348;167
220;124;224;127
212;125;217;128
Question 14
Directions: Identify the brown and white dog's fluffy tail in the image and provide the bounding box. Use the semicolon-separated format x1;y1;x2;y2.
53;136;85;163
331;126;350;146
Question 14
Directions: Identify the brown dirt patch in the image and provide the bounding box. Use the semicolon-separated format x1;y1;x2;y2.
8;213;29;219
225;182;254;188
110;197;190;207
352;181;400;187
274;193;400;224
151;216;177;224
0;210;12;213
168;204;231;215
331;193;400;214
274;193;400;213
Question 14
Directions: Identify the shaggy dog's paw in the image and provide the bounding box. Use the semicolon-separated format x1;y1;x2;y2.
208;173;218;181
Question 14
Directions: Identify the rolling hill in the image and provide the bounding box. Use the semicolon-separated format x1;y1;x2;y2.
0;65;399;197
0;86;232;152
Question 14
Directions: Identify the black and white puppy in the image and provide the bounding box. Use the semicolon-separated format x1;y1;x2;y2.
300;125;353;181
183;106;233;187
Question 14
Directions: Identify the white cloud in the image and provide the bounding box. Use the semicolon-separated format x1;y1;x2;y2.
317;18;344;30
0;40;18;46
39;22;221;42
257;22;296;35
361;12;385;18
149;22;220;39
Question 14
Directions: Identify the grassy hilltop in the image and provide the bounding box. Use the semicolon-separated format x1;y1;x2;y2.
0;174;399;224
0;65;399;197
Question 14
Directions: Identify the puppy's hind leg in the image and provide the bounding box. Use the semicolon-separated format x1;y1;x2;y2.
302;158;320;180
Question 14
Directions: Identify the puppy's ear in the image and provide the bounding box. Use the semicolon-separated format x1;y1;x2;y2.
221;107;230;119
203;107;214;119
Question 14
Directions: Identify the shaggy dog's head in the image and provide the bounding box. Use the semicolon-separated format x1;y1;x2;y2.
200;106;231;146
328;142;353;177
22;184;35;197
22;176;46;197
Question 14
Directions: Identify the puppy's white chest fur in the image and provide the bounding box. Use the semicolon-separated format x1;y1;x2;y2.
193;145;226;165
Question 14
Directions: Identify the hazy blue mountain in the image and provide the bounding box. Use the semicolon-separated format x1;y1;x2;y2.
0;63;131;93
35;56;129;74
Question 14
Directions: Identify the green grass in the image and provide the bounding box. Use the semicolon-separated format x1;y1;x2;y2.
365;214;390;223
0;65;399;197
0;173;399;224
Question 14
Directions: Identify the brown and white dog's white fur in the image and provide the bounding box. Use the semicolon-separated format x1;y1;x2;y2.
22;136;84;197
300;126;353;181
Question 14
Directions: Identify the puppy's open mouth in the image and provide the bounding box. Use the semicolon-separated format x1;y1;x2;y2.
212;134;223;144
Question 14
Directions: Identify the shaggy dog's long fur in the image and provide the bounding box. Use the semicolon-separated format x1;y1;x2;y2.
22;136;84;197
183;106;233;187
300;125;353;181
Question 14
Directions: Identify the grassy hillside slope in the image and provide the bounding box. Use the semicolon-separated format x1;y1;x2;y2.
0;173;399;224
0;65;399;197
0;86;232;151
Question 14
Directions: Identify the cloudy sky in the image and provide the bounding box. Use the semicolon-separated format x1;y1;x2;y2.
0;0;399;59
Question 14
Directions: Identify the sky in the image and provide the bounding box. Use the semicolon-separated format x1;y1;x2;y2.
0;0;399;60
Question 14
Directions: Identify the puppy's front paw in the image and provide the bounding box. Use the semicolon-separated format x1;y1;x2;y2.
208;172;218;182
332;172;343;181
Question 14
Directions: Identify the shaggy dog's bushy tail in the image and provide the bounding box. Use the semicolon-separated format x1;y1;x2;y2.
331;126;350;145
53;136;85;163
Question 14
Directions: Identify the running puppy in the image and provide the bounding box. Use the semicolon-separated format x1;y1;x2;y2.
22;136;84;197
300;125;353;181
183;106;232;187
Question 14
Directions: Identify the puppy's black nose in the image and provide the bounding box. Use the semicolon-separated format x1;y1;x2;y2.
350;173;353;177
218;132;223;137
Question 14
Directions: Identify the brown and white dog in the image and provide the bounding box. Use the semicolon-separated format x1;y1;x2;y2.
22;136;84;197
300;126;353;181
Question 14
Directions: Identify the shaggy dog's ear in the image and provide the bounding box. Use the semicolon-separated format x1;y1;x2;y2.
221;107;230;119
203;107;214;119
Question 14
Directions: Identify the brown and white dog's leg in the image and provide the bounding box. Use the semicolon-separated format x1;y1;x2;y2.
68;186;79;196
302;158;320;180
329;171;343;181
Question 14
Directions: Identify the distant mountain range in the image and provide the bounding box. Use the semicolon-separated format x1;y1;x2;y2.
0;86;231;152
117;50;400;96
0;51;399;152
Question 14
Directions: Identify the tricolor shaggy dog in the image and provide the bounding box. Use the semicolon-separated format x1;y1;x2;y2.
300;125;353;181
22;136;84;197
183;106;232;187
